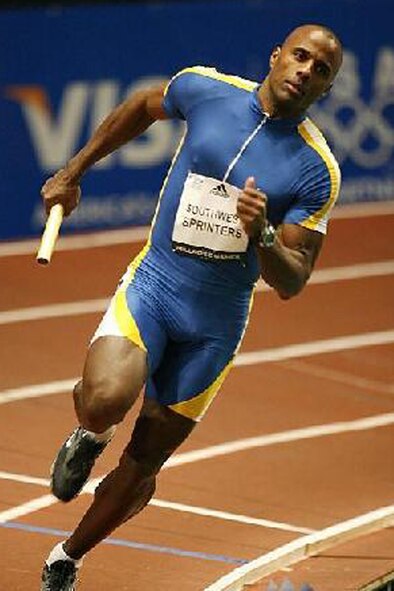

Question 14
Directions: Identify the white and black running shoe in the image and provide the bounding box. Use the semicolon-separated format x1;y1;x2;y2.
51;427;109;502
40;559;78;591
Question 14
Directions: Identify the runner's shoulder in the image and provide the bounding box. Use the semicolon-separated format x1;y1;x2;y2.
163;66;257;119
168;66;258;94
296;116;341;181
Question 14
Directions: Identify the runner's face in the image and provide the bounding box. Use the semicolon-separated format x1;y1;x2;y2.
267;28;342;116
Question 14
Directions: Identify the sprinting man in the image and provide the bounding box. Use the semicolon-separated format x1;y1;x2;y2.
40;23;343;591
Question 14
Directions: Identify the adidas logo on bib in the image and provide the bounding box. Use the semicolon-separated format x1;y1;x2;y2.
210;183;229;198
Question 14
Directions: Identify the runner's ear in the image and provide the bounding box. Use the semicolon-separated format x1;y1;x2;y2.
269;45;281;69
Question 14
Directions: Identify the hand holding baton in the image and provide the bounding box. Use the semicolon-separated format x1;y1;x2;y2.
36;203;64;265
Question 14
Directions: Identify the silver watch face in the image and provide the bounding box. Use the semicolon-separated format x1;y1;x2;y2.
259;223;275;247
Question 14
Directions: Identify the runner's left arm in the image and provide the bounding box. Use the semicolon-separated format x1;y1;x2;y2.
256;223;323;299
237;177;324;299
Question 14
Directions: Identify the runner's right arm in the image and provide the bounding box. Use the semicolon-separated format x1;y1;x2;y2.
41;84;168;216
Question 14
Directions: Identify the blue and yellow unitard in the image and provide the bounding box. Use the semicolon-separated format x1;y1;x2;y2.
94;66;341;421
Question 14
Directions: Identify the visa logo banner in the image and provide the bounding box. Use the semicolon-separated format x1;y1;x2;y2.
6;76;182;172
8;49;393;179
2;0;392;240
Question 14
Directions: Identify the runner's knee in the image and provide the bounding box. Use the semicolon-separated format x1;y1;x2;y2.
77;376;135;432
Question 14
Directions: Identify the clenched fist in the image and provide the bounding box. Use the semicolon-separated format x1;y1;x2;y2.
236;176;267;239
41;169;81;217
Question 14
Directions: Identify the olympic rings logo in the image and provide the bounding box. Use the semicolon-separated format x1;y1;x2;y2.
310;49;394;169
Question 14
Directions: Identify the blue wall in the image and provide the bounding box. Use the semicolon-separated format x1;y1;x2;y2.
1;0;393;239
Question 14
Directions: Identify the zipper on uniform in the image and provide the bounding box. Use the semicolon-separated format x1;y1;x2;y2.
221;113;269;266
222;113;269;183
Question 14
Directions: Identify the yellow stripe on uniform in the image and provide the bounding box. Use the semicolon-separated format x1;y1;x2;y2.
113;243;151;350
169;360;234;421
113;290;146;351
164;66;257;95
112;126;187;348
297;118;341;232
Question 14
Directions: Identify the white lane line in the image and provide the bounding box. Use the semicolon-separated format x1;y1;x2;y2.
165;412;394;469
148;499;314;534
0;471;49;487
234;330;394;366
1;201;393;258
0;299;108;325
204;504;394;590
1;329;394;405
0;226;149;257
0;470;311;534
0;379;77;404
1;260;393;326
0;495;58;523
281;359;394;395
297;259;394;287
255;259;394;293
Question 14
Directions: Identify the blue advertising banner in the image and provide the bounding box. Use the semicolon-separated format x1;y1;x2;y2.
1;0;393;239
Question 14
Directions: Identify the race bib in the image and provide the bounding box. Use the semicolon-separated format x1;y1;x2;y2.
172;172;249;261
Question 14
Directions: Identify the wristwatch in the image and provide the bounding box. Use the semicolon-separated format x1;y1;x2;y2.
258;222;276;248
